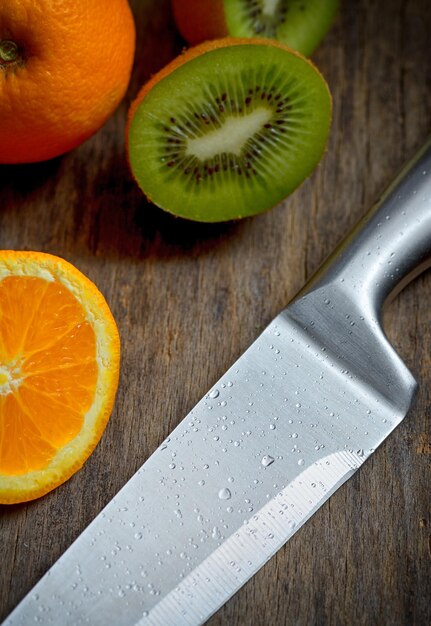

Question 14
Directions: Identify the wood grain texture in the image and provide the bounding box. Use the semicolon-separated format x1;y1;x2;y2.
1;0;430;624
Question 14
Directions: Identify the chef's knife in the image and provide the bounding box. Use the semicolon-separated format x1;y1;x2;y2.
4;140;431;626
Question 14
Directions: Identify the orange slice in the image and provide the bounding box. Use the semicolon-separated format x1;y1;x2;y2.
0;251;120;504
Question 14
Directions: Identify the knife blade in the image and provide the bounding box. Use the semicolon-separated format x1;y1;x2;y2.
4;139;431;626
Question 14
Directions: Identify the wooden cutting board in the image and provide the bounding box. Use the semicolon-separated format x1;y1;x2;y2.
1;1;430;624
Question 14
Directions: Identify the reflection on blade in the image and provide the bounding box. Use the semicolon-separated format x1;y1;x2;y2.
141;450;364;625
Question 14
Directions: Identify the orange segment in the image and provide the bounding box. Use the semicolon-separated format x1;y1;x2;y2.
0;394;57;474
17;384;87;449
22;279;88;355
23;321;97;376
0;276;49;359
24;359;97;415
0;251;120;503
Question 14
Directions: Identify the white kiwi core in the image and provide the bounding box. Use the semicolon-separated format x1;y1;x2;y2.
185;107;272;161
261;0;280;17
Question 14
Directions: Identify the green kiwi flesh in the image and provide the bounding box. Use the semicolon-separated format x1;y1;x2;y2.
223;0;340;56
128;43;331;222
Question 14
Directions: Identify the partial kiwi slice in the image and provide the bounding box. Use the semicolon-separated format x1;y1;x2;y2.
172;0;340;57
127;39;331;223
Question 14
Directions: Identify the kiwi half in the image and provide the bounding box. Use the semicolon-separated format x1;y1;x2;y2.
172;0;340;57
127;39;331;223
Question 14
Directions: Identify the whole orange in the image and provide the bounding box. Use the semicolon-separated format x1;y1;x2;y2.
0;0;135;163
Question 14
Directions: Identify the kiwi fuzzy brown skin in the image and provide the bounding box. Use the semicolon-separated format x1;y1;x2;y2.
127;38;332;223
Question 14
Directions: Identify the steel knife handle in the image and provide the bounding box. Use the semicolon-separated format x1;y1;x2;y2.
308;139;431;314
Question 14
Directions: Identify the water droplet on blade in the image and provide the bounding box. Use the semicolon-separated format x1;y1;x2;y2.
261;455;274;467
218;487;232;500
212;526;222;540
